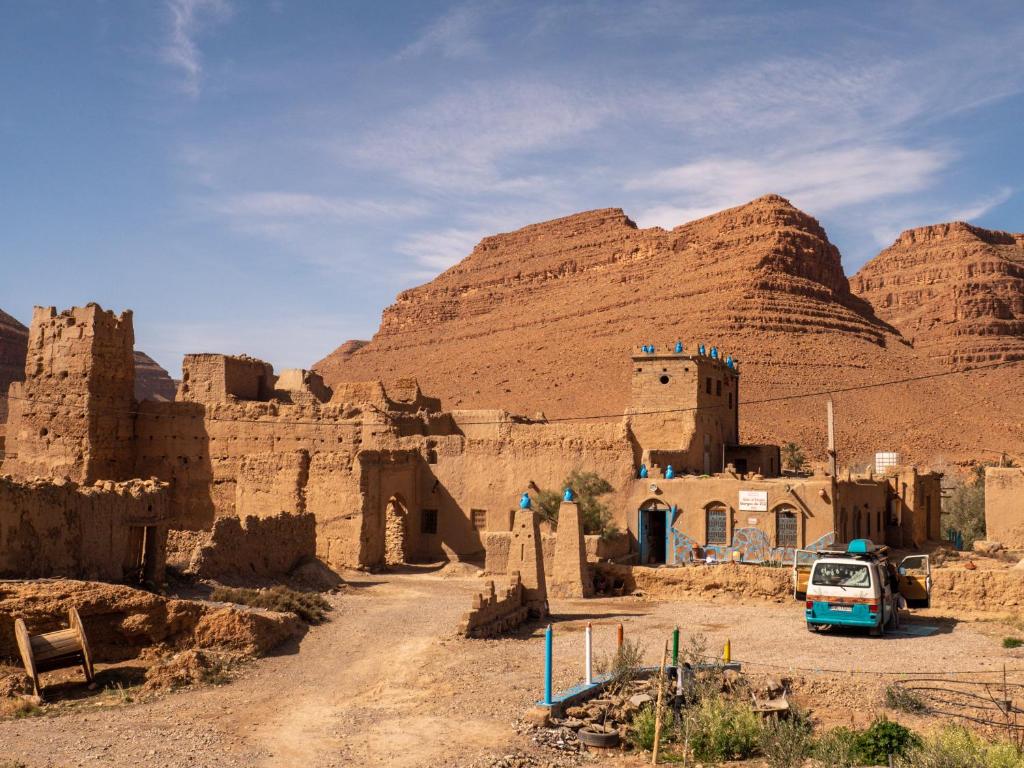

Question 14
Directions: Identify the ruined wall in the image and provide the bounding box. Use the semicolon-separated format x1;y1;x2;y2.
459;573;530;638
177;354;275;404
0;476;169;582
985;468;1024;548
274;369;332;405
2;304;135;483
884;468;943;547
187;512;317;579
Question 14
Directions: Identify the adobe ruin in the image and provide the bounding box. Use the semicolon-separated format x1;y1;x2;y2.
0;302;943;585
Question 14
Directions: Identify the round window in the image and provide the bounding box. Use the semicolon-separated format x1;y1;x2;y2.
659;375;670;384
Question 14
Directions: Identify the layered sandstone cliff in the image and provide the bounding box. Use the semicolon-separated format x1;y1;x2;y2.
315;196;1024;465
134;350;179;402
0;309;28;437
852;222;1024;365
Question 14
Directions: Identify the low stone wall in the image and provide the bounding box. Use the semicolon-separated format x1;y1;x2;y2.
483;531;556;575
0;475;170;582
585;532;632;561
930;568;1024;611
459;572;529;638
187;512;317;580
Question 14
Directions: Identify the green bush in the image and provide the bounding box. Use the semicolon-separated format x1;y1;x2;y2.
688;696;762;762
535;470;618;538
210;585;331;624
1004;637;1023;649
630;703;673;751
761;713;815;768
896;724;1024;768
852;717;920;765
813;726;860;767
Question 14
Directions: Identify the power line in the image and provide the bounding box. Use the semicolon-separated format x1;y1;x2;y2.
0;357;1019;428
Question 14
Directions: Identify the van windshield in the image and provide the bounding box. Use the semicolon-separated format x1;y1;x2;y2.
812;562;871;588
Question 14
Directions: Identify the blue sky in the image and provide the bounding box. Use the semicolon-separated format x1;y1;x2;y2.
2;1;1023;375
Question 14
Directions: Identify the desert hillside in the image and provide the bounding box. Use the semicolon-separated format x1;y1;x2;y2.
852;222;1024;366
315;196;1024;467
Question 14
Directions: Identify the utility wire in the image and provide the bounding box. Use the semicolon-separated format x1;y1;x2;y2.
0;358;1018;429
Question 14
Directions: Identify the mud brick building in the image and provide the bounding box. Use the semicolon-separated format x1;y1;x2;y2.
0;304;942;581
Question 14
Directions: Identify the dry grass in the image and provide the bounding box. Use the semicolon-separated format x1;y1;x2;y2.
210;585;331;624
0;697;42;720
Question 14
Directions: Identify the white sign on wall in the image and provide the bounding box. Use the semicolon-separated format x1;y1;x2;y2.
738;490;768;512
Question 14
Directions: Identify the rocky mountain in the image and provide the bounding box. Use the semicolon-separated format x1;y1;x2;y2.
133;351;178;402
315;195;1024;466
852;222;1024;366
0;309;28;437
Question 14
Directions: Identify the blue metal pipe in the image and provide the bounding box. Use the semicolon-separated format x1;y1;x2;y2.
544;623;553;705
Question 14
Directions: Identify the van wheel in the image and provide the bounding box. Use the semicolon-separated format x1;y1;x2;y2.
869;624;883;637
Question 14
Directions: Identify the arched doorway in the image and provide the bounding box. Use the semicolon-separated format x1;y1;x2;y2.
774;505;798;549
638;499;670;565
384;495;409;566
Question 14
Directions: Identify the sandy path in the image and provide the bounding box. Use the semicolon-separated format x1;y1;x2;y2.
2;572;1020;767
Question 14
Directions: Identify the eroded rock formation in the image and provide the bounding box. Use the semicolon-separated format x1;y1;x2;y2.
315;196;1024;464
852;222;1024;365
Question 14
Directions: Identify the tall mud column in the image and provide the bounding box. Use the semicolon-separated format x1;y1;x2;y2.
549;500;593;598
505;505;548;616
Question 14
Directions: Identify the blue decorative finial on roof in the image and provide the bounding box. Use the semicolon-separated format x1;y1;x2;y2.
674;340;683;354
710;346;719;360
638;464;648;478
563;487;575;502
698;343;706;356
519;492;531;510
726;355;733;368
665;464;675;479
649;344;655;354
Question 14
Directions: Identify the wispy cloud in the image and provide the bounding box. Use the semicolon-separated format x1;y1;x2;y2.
946;186;1014;223
163;0;232;97
395;227;486;273
629;145;951;229
398;4;487;60
352;81;614;192
211;192;428;222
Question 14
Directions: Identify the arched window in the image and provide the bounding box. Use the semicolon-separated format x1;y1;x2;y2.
775;506;798;549
705;504;728;546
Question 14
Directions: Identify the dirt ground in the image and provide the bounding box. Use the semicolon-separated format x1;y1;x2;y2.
3;567;1024;768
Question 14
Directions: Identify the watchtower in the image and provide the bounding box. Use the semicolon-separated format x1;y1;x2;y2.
626;346;739;475
2;304;136;483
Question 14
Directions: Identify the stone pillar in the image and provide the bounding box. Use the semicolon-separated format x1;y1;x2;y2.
549;500;593;598
505;506;548;616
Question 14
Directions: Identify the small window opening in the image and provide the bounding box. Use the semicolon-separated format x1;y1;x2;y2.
716;380;722;396
421;509;438;535
659;375;670;384
471;509;487;530
705;377;712;394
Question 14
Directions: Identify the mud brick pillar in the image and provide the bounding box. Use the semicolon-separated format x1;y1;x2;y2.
506;506;548;617
549;500;593;599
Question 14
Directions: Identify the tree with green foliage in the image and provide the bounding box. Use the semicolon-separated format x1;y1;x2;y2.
535;469;618;539
781;442;807;473
942;461;1018;548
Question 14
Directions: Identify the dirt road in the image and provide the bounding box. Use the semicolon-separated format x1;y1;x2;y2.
2;570;1022;767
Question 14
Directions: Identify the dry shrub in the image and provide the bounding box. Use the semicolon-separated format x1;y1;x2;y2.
210;585;331;624
143;649;234;691
0;697;42;720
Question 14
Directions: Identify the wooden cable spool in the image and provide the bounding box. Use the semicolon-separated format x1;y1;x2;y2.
14;607;95;697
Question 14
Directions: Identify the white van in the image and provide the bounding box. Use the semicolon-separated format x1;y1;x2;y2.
803;539;929;636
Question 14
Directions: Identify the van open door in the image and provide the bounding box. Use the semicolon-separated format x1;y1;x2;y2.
792;549;817;599
898;554;931;608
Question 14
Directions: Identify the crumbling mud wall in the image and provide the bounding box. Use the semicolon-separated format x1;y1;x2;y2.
3;304;135;484
459;573;529;638
0;476;170;582
985;468;1024;549
187;513;317;579
0;580;301;663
